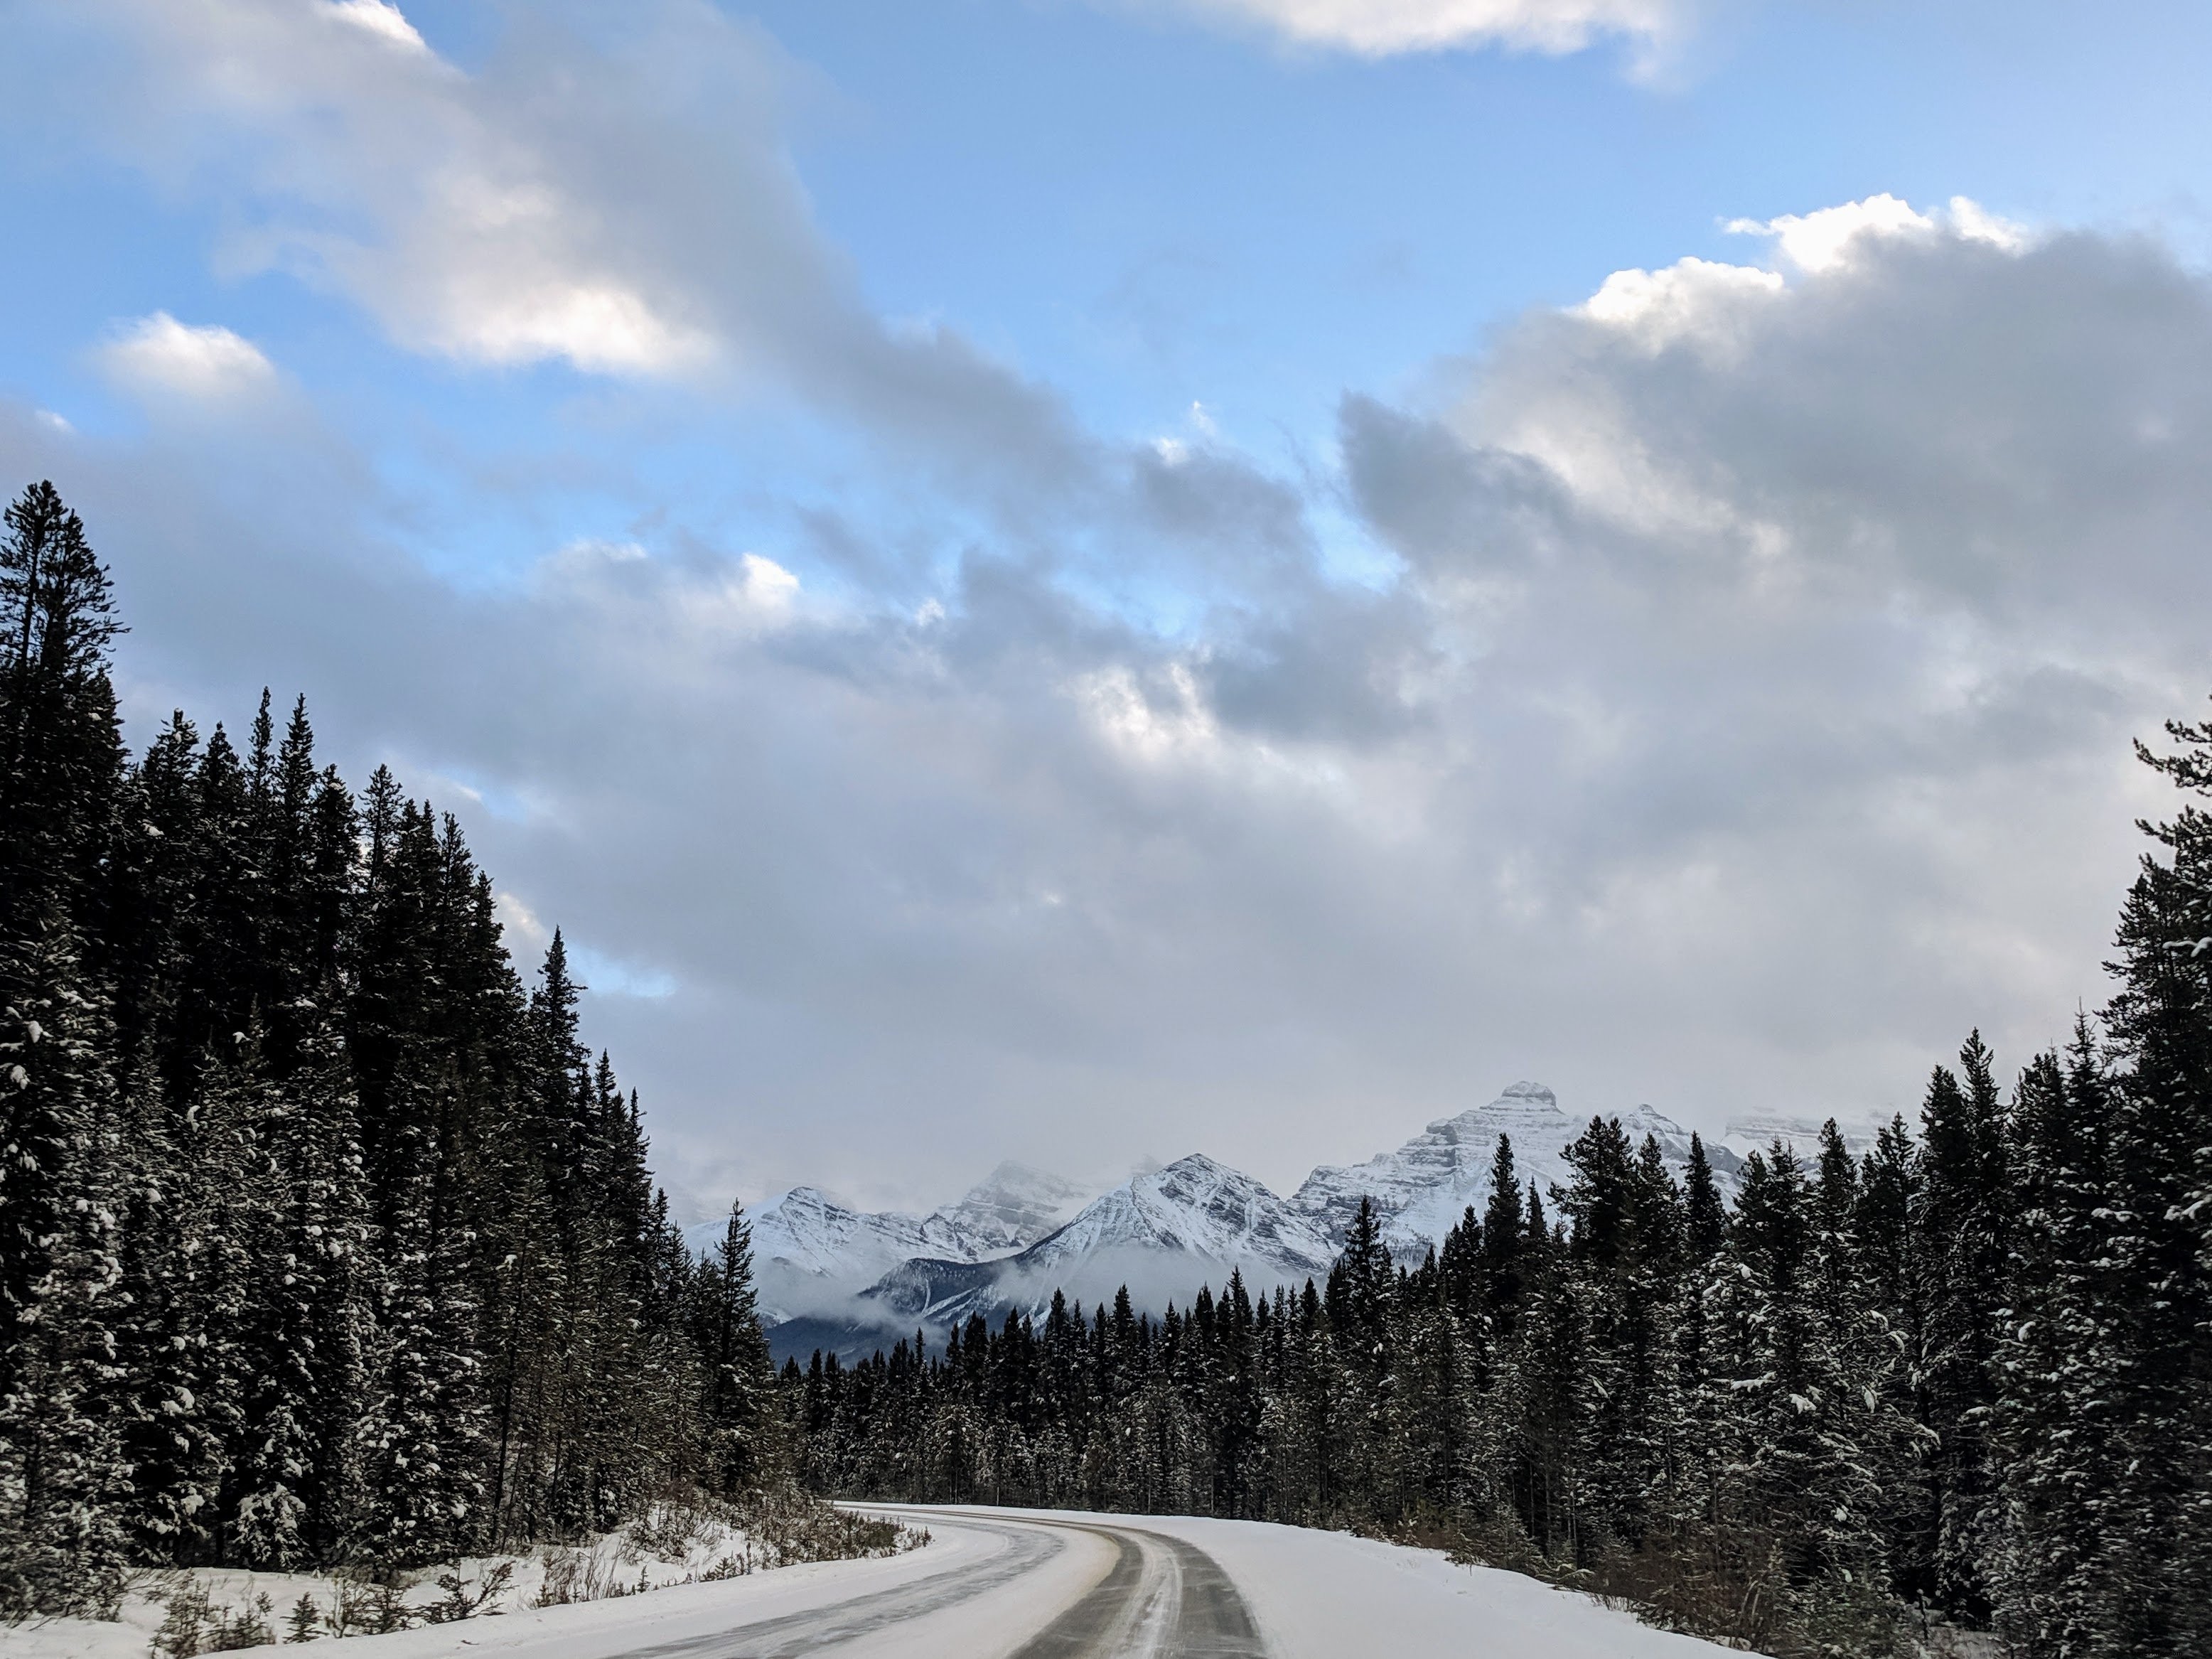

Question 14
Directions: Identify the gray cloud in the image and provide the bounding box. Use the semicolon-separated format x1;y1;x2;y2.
1;13;2199;1215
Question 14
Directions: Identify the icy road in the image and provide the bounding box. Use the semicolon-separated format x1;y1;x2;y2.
280;1505;1746;1659
582;1510;1262;1658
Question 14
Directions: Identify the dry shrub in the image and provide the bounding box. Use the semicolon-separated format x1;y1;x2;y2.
731;1491;925;1569
151;1584;275;1655
627;1503;712;1563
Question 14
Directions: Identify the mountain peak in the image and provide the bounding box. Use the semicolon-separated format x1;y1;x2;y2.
1152;1151;1245;1184
930;1160;1092;1255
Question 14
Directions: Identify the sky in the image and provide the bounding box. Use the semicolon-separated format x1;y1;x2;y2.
6;0;2212;1218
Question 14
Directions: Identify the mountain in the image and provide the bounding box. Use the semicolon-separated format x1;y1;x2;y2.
857;1154;1338;1338
757;1082;1745;1363
1288;1082;1736;1260
735;1161;1095;1331
930;1160;1095;1255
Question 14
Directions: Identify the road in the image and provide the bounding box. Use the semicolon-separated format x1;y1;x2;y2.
1;1502;1739;1659
603;1506;1266;1659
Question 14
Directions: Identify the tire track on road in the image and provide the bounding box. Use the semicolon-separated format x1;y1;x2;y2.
605;1515;1066;1659
979;1513;1266;1659
600;1506;1267;1659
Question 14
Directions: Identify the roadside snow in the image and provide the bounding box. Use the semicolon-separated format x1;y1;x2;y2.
919;1506;1762;1659
4;1507;1767;1659
0;1515;1107;1659
1133;1513;1755;1659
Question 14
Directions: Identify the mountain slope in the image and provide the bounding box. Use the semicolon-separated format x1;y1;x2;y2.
857;1154;1337;1334
731;1162;1097;1329
758;1083;1744;1360
1288;1082;1736;1260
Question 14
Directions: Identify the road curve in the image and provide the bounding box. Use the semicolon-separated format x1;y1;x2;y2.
601;1505;1265;1659
994;1513;1265;1659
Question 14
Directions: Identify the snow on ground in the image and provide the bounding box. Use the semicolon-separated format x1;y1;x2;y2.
6;1505;1772;1659
0;1505;935;1659
910;1505;1761;1659
1140;1513;1758;1659
0;1515;1107;1659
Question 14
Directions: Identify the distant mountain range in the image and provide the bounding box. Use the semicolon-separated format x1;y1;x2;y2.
735;1083;1877;1363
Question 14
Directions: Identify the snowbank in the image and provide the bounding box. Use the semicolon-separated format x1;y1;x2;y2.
1146;1513;1759;1659
0;1503;933;1659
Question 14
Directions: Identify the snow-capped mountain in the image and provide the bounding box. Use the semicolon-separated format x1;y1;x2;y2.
930;1161;1095;1255
1289;1082;1736;1260
755;1082;1745;1362
736;1161;1097;1328
858;1154;1338;1335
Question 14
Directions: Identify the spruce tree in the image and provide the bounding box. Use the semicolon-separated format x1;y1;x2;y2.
2086;709;2212;1656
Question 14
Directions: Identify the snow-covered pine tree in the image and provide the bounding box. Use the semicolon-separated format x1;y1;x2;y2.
226;1023;372;1569
0;484;132;1615
348;1117;488;1567
700;1198;776;1495
1988;1037;2117;1657
1909;1038;2012;1621
2085;708;2212;1656
0;929;131;1617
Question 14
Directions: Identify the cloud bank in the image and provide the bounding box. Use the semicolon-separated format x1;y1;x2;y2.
2;4;2199;1213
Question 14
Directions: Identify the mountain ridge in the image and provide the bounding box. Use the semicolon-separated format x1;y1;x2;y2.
745;1082;1754;1361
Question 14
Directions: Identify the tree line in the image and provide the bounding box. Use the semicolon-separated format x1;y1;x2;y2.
789;738;2212;1655
0;482;780;1620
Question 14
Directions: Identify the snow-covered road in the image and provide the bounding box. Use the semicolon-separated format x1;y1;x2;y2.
4;1507;1752;1658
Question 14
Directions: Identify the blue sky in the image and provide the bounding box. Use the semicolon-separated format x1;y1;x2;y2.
5;0;2212;1213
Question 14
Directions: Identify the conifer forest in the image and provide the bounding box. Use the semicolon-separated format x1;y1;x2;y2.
0;484;780;1619
7;476;2212;1658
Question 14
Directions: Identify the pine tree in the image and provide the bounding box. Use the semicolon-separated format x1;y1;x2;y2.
0;485;131;1615
0;480;125;946
1911;1039;2012;1621
350;1117;486;1567
701;1201;775;1494
0;930;130;1616
1989;1036;2116;1657
2083;709;2212;1656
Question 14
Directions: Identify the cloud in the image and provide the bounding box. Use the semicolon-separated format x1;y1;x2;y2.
16;192;2204;1211
12;0;889;388
96;313;277;404
328;0;428;53
1723;193;2029;274
7;18;2203;1213
11;0;1129;528
1159;0;1680;57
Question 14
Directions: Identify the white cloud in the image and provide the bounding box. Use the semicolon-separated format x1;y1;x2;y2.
1577;256;1784;350
495;888;552;951
97;312;276;403
36;1;801;380
17;191;2208;1199
411;273;716;377
24;0;1094;501
1724;193;2028;274
1528;196;2049;537
1724;192;1933;272
1170;0;1677;55
327;0;426;53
